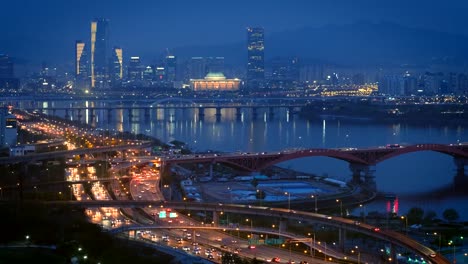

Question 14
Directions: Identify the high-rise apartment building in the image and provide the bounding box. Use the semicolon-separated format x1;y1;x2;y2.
128;56;142;80
165;55;177;83
90;18;110;88
247;27;265;89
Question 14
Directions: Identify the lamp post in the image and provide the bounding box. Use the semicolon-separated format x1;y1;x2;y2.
448;240;456;264
434;232;441;253
308;232;316;257
311;195;318;213
227;187;232;203
336;199;343;217
246;218;253;239
400;216;408;235
359;204;366;222
285;192;291;211
163;184;171;201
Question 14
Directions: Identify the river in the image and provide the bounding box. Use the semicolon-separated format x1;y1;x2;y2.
38;103;468;220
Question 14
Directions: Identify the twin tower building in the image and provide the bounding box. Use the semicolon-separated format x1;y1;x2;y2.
75;18;265;91
75;18;122;90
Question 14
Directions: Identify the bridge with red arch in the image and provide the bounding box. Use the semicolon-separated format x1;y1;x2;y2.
160;143;468;188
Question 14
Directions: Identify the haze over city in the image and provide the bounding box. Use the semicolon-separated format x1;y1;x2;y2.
2;0;468;68
0;1;467;264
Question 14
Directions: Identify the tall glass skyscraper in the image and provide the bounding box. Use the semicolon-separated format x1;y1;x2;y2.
111;47;123;81
90;18;110;88
75;41;88;77
247;27;265;89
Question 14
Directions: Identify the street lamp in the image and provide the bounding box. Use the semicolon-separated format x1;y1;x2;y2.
308;232;316;257
163;184;171;201
448;240;456;264
227;187;232;203
400;216;408;235
311;195;318;213
246;218;253;239
336;199;343;217
285;192;291;211
434;232;441;253
359;204;366;222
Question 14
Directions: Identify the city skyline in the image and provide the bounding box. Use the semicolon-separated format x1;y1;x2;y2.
1;0;468;67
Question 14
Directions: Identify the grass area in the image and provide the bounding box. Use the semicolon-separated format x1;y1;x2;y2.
0;247;66;264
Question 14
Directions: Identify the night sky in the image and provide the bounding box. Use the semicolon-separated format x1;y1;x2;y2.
1;0;467;66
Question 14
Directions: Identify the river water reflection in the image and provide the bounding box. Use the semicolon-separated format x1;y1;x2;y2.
43;104;467;220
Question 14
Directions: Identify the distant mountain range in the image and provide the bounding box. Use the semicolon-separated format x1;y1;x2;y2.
174;21;468;67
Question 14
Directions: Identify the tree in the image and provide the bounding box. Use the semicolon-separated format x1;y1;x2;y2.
423;210;437;225
251;178;258;189
407;207;424;225
442;208;459;222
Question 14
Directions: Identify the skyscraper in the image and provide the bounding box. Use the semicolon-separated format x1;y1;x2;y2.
0;54;19;90
128;57;142;80
165;55;177;83
75;41;88;77
90;18;110;88
247;27;265;89
111;47;123;81
0;54;14;78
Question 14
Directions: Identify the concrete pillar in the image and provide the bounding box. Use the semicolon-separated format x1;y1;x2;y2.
338;228;346;252
144;108;150;121
453;157;468;190
364;166;376;191
64;109;70;119
252;107;258;119
77;109;82;120
212;212;219;226
269;107;275;117
52;109;56;116
128;109;133;123
107;108;112;121
279;218;287;234
209;163;213;178
215;107;222;118
235;107;242;121
160;163;172;183
349;163;364;183
454;157;467;175
88;108;95;121
198;107;205;119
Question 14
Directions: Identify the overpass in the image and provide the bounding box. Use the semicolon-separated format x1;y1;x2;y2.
44;200;449;264
108;224;344;260
160;143;468;190
0;141;153;165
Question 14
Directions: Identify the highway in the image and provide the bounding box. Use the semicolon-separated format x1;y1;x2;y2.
44;200;450;264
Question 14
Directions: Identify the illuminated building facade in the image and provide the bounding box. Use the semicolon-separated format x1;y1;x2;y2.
75;41;87;77
247;27;265;88
90;18;110;88
191;72;240;91
111;47;123;81
128;56;142;80
165;55;176;83
0;107;17;147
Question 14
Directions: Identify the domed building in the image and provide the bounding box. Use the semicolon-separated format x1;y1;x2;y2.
190;72;240;91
